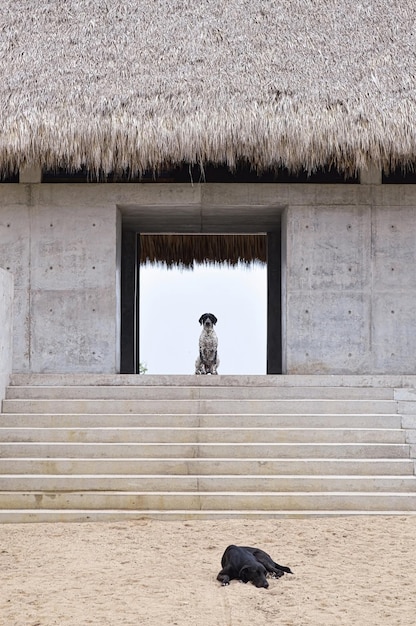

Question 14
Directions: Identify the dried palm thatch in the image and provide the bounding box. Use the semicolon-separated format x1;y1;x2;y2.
1;1;416;176
140;234;267;268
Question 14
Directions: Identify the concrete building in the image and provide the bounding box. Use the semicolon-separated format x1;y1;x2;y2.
1;1;416;380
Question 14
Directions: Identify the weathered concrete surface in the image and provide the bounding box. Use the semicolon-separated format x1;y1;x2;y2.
283;194;416;374
0;186;121;372
0;267;13;402
2;376;416;520
1;182;416;374
9;373;416;387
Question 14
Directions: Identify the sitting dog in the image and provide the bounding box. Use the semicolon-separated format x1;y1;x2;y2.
195;313;219;375
217;545;293;588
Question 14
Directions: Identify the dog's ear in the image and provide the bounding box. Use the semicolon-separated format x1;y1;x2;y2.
239;566;252;583
198;314;205;325
209;314;218;325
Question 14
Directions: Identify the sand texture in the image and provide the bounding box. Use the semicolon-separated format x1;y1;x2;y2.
2;516;416;625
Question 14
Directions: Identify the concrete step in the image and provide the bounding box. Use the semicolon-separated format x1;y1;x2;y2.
0;427;405;444
0;413;402;428
5;385;394;400
1;376;414;521
2;474;416;492
2;509;416;523
1;491;416;511
1;398;398;414
1;458;412;475
0;442;409;458
9;373;416;388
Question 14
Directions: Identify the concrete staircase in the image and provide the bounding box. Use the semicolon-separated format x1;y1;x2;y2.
1;374;416;522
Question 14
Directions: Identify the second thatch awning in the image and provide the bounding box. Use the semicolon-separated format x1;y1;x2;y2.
140;234;267;268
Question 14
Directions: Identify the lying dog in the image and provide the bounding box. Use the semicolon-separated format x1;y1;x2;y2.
217;545;293;588
241;546;293;578
195;313;219;375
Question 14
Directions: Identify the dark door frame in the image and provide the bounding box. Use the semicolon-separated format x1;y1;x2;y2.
120;230;140;373
267;229;282;374
120;230;282;374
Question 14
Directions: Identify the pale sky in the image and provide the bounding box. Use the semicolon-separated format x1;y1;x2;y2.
139;263;267;375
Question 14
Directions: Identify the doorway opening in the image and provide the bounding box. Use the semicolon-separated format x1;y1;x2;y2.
139;256;267;375
119;200;284;374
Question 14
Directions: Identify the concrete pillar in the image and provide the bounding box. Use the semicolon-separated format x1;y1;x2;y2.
19;166;42;184
0;268;13;401
360;164;382;185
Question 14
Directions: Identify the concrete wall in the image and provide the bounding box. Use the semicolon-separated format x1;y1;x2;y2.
0;267;13;400
283;188;416;374
0;185;121;373
0;181;416;374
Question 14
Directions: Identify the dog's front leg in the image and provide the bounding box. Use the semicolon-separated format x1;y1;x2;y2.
217;572;231;586
211;352;219;374
197;350;207;375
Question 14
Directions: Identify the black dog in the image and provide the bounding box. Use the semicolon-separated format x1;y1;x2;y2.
241;546;293;578
217;545;293;588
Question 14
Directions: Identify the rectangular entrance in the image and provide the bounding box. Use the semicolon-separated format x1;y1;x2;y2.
120;229;282;374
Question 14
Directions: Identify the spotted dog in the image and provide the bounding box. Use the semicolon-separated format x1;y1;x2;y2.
195;313;219;375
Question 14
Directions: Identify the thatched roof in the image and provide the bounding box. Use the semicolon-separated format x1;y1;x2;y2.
2;1;416;176
140;234;267;267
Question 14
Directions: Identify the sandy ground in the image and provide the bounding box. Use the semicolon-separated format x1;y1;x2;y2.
1;516;416;626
